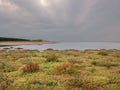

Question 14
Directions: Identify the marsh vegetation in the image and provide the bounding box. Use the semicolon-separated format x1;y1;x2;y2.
0;49;120;90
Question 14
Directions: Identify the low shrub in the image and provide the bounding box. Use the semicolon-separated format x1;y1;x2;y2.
46;54;58;62
91;61;97;65
98;51;108;56
55;63;74;74
46;48;54;51
22;62;39;73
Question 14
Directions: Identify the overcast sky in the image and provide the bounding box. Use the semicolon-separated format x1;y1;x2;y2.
0;0;120;42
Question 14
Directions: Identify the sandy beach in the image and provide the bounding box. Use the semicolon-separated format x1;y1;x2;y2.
0;41;57;46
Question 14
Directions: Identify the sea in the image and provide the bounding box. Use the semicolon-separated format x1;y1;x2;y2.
0;42;120;50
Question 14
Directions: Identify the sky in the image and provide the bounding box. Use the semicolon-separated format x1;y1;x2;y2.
0;0;120;42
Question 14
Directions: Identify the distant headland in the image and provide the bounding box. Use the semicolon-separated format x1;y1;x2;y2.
0;37;57;46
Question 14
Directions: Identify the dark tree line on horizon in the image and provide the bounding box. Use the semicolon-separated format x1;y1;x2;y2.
0;37;30;41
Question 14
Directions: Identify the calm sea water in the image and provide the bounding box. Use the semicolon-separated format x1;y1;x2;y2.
0;42;120;50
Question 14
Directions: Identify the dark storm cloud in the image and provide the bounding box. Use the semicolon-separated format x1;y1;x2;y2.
0;0;120;41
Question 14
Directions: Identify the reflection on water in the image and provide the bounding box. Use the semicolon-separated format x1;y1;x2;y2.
0;42;120;50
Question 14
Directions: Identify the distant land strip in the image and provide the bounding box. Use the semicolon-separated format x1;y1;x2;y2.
0;37;57;46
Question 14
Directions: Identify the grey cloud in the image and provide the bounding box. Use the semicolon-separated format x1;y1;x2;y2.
0;0;120;41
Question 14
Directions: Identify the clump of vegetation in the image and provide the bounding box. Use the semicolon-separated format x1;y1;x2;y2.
91;60;119;69
46;54;58;62
0;62;18;72
98;51;108;56
66;76;109;90
55;62;75;74
45;48;54;51
0;73;14;90
46;80;58;86
68;59;76;65
22;62;39;73
91;61;97;65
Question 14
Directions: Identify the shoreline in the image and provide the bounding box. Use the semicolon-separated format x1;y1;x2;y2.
0;41;58;47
